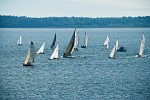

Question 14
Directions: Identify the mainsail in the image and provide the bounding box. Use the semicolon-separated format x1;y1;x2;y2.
103;36;109;49
51;33;56;49
17;36;22;45
23;41;35;66
74;31;79;50
106;43;109;49
136;33;145;57
63;29;75;57
81;32;88;48
37;42;45;54
115;39;119;50
23;49;31;65
109;40;117;59
49;44;59;59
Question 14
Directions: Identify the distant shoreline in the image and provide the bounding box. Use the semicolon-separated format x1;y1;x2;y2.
1;27;150;28
1;15;150;28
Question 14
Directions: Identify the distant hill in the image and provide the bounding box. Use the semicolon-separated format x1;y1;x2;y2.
0;15;150;28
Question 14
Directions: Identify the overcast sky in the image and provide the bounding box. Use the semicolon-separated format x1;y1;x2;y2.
0;0;150;17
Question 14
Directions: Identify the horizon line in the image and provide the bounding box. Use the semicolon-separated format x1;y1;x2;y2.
1;14;150;18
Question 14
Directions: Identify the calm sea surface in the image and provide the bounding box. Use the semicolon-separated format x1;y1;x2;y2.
0;28;150;100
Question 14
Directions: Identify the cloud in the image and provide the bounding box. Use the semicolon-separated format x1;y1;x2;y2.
0;0;149;17
92;0;150;9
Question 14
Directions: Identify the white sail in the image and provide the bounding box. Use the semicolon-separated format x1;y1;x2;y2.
81;32;88;48
109;45;116;58
106;43;109;49
136;33;145;57
37;42;45;54
74;31;79;49
109;40;118;58
139;34;145;56
50;44;59;59
115;39;119;50
103;36;109;49
84;32;88;47
17;36;22;45
23;41;35;66
103;36;109;46
23;49;31;65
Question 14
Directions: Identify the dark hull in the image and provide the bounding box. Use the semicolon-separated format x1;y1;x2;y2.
117;50;126;52
39;52;44;54
63;54;71;58
74;48;78;50
17;44;22;46
81;45;86;48
136;54;142;57
23;63;33;66
109;57;115;59
117;47;126;52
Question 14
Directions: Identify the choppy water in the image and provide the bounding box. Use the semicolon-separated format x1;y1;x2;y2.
0;28;150;100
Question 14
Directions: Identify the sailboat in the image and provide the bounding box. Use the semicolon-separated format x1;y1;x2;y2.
81;32;88;48
109;40;118;59
74;31;79;50
115;39;119;51
23;41;36;66
63;29;76;57
36;42;45;54
51;33;56;49
117;44;126;52
136;33;145;57
103;35;109;49
17;36;22;45
49;44;59;59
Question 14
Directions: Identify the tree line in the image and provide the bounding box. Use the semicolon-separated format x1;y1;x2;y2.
0;15;150;28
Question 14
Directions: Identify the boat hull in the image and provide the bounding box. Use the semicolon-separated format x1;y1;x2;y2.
117;47;126;52
135;54;142;57
63;54;75;58
37;52;44;54
17;44;22;46
23;63;33;66
109;56;115;59
49;58;58;60
81;45;86;48
74;48;78;50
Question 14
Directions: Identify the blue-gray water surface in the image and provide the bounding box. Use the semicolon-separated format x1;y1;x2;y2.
0;28;150;100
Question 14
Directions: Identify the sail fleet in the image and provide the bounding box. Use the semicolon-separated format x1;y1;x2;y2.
20;29;145;66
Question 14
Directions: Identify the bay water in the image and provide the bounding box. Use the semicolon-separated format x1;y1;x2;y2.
0;28;150;100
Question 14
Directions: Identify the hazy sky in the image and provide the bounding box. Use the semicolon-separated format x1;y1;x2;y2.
0;0;150;17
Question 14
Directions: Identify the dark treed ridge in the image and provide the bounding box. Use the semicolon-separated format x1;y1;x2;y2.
0;15;150;28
